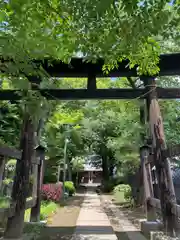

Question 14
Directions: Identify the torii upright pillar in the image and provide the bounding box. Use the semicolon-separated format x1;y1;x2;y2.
142;76;177;236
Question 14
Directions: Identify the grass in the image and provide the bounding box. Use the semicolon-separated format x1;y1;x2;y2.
39;201;58;221
25;201;59;222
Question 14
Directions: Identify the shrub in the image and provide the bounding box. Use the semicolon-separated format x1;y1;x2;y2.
2;178;13;185
5;159;17;178
5;159;17;170
64;181;75;196
41;182;63;202
113;184;132;201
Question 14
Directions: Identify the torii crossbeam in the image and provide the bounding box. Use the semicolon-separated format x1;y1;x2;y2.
1;52;180;100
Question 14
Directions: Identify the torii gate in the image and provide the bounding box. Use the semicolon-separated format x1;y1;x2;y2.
1;52;180;238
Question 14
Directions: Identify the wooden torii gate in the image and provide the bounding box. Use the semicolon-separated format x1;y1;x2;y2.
1;52;180;238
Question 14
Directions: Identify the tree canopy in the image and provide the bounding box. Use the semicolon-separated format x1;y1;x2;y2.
1;0;180;75
1;0;180;184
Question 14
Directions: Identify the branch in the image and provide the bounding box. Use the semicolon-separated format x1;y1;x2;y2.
127;77;137;89
137;83;144;88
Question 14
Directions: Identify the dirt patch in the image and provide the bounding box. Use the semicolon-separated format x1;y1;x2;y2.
100;194;147;240
119;206;146;229
101;203;130;240
104;193;146;230
38;189;85;240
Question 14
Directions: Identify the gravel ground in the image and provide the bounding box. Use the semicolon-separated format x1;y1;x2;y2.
100;194;147;240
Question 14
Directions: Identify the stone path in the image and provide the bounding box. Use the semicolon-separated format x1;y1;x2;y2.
72;190;117;240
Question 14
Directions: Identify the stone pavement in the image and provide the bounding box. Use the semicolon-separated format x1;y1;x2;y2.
72;190;117;240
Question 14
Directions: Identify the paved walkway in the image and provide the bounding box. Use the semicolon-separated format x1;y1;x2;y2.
72;190;117;240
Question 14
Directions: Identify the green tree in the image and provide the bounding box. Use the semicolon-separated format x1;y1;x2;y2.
1;0;180;76
0;101;22;147
72;156;85;185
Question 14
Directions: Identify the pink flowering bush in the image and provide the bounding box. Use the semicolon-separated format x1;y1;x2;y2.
41;182;63;202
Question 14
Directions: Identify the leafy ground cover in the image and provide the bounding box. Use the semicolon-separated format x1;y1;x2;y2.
24;201;59;223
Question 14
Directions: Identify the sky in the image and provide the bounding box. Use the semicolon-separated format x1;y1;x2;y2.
111;77;117;81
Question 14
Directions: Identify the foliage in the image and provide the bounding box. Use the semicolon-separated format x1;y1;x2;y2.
1;0;180;80
1;2;180;237
0;196;10;208
72;156;85;172
0;0;180;177
24;201;57;239
2;178;13;186
4;159;17;179
155;76;180;144
113;184;132;201
1;76;180;194
0;102;22;147
44;95;86;169
24;200;58;222
77;79;142;181
43;165;57;184
64;181;75;196
39;201;58;221
41;182;63;202
5;159;17;170
23;223;44;240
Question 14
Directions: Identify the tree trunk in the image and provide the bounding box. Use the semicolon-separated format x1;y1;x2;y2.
67;158;72;181
136;166;144;206
0;156;5;191
57;165;60;183
4;113;34;239
102;154;109;182
109;163;114;178
76;172;79;187
30;151;44;222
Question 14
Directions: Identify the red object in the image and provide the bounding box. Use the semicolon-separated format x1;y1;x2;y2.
41;182;63;202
